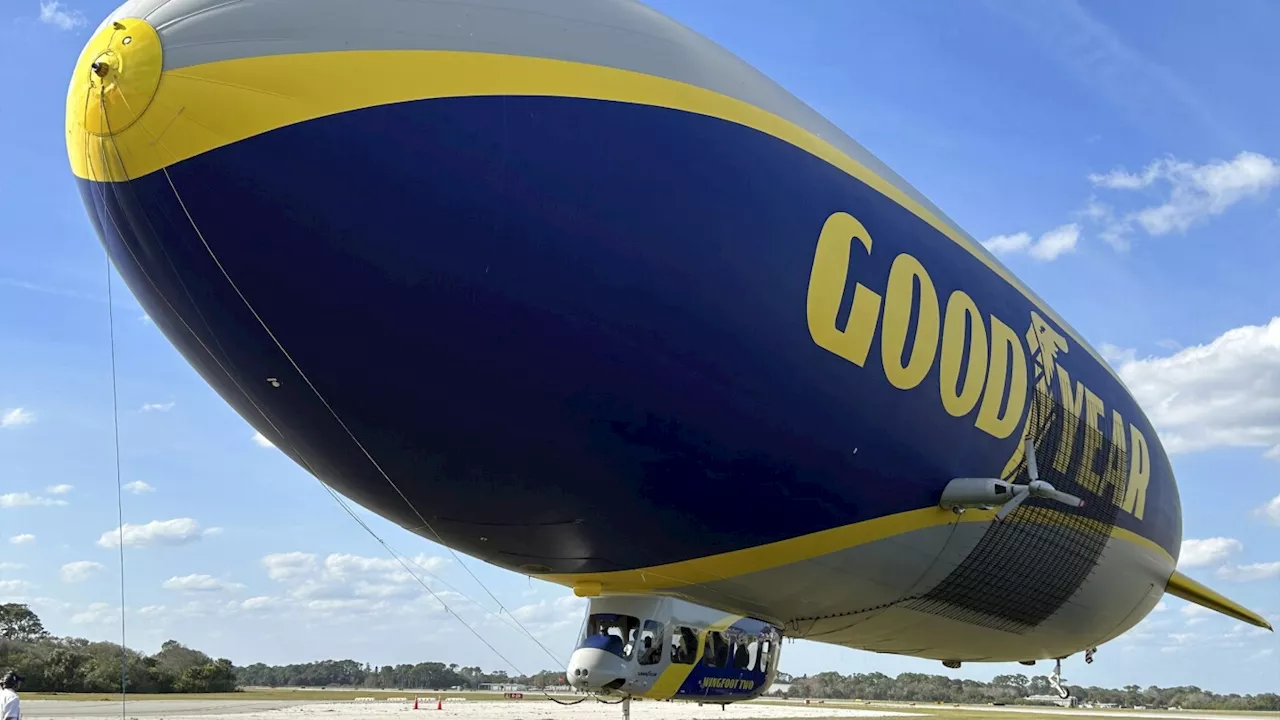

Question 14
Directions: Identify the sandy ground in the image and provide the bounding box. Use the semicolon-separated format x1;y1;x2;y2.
767;700;1270;720
23;699;1272;720
23;699;914;720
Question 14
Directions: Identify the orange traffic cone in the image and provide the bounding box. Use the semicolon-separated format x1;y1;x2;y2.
413;699;419;710
436;700;442;711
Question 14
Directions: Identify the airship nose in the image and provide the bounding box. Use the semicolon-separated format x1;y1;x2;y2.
66;14;163;181
566;649;628;693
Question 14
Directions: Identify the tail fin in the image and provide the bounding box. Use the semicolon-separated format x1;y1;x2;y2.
1165;570;1272;629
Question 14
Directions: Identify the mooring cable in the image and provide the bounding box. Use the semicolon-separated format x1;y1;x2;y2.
88;60;588;685
90;70;130;720
154;159;573;671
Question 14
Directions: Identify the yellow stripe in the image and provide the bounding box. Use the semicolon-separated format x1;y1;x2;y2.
538;506;1173;593
1165;570;1272;630
642;614;739;700
65;47;1122;383
543;507;971;591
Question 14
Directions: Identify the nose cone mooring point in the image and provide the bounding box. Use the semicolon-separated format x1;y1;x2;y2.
66;16;163;181
73;18;162;136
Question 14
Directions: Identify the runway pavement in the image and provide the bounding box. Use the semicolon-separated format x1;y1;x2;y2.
22;699;915;720
24;700;317;718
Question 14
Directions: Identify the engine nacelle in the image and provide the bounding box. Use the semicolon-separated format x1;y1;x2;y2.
938;476;1014;510
566;595;782;703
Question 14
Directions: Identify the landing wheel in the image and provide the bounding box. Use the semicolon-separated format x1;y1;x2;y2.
1049;658;1069;700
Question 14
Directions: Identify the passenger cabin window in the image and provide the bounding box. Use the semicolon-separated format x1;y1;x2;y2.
758;639;773;673
638;620;665;666
730;635;751;670
670;626;698;665
580;613;640;660
703;631;729;669
746;639;760;671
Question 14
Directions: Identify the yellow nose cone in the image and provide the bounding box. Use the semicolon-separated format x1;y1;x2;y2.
75;18;162;135
66;18;162;180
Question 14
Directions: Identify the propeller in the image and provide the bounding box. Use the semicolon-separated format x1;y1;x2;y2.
994;437;1086;521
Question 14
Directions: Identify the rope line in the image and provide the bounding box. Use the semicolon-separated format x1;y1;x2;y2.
105;219;129;718
155;159;571;670
84;164;540;687
91;69;130;720
93;64;752;642
85;72;592;688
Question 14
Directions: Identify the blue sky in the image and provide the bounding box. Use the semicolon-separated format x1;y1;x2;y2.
2;0;1278;696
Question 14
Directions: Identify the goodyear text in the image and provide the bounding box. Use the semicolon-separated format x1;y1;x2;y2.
806;211;1150;520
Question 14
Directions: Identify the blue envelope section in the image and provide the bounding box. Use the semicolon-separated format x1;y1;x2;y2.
78;92;1179;582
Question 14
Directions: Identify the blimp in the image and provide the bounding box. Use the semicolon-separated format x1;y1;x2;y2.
68;0;1269;708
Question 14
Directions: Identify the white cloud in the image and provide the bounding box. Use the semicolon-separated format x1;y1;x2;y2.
1256;493;1280;525
1089;151;1280;238
38;1;86;30
1152;601;1168;612
1;408;34;428
137;604;167;616
60;558;104;579
982;224;1080;261
1214;561;1280;583
1179;605;1217;627
61;561;104;583
0;563;24;571
46;484;73;495
124;480;154;494
0;580;31;594
1114;317;1280;456
1028;223;1080;261
1078;198;1112;223
71;602;119;625
162;574;244;592
1179;538;1243;568
1076;200;1133;251
140;402;175;412
262;552;318;580
239;596;282;612
251;431;275;448
1227;621;1272;639
1098;343;1137;367
982;232;1031;254
1090;165;1166;190
508;594;588;639
140;313;154;324
0;493;67;508
9;534;34;545
322;553;446;580
259;551;452;617
97;518;217;548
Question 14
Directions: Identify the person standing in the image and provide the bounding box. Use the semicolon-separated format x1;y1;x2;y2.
0;671;22;720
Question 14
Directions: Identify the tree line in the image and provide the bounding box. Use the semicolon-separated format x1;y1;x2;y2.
783;671;1280;711
0;604;236;693
233;660;565;691
3;603;1275;709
